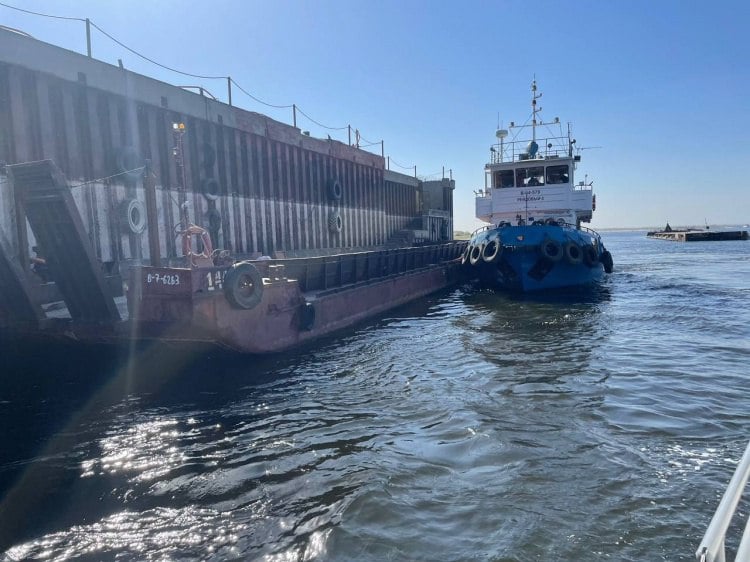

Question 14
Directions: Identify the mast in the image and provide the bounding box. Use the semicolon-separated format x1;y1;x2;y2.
531;79;542;143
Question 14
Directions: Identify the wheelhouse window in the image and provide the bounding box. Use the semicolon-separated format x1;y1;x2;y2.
516;166;545;187
546;164;569;184
493;170;515;188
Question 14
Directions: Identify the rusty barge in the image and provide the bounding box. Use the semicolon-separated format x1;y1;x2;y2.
0;28;464;353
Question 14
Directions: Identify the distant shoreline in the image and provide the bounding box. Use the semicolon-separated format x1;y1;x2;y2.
455;225;749;237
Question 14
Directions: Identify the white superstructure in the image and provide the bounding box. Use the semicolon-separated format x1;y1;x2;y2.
475;81;595;227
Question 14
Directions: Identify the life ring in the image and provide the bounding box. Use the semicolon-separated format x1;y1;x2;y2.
181;224;214;259
120;198;147;234
328;211;342;233
223;262;264;310
207;207;222;232
481;236;503;263
114;146;142;180
563;241;583;265
202;177;220;201
469;243;483;265
539;238;563;262
461;244;472;265
327;178;343;200
601;249;614;273
299;301;316;331
582;244;598;267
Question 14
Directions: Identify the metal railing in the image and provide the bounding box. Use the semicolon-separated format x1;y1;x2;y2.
489;135;570;165
696;440;750;562
468;221;602;241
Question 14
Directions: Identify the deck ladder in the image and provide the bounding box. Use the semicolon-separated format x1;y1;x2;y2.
696;440;750;562
8;160;120;324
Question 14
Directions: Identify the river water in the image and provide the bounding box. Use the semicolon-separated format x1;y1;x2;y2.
1;230;749;561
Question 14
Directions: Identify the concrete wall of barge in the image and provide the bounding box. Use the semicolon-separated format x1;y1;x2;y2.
0;29;442;274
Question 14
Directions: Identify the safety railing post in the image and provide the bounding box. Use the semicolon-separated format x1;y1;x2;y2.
696;439;750;562
85;18;92;57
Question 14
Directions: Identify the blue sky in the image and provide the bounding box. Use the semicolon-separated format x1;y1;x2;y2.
2;0;748;230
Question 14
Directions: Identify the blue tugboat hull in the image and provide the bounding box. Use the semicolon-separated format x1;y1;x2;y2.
464;224;609;292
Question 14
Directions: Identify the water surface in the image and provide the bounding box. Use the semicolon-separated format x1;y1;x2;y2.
1;231;749;561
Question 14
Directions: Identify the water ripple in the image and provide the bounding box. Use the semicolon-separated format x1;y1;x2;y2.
2;232;750;560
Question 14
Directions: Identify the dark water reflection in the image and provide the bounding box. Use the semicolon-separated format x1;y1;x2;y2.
1;231;750;561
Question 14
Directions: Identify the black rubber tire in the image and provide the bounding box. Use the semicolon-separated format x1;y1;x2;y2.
469;243;483;265
327;178;343;200
207;207;222;232
540;238;563;262
202;177;220;201
328;211;342;233
563;242;583;265
223;262;264;310
601;250;614;273
583;244;599;267
461;244;472;265
114;146;142;180
299;301;316;331
201;142;216;170
120;198;146;234
482;237;503;263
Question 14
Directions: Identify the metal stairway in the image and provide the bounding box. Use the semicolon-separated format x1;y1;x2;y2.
8;160;120;324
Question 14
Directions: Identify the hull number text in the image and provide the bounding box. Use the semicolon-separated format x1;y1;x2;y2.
146;273;181;286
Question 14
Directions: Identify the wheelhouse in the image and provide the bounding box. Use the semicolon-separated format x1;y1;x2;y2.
476;80;595;227
489;159;573;189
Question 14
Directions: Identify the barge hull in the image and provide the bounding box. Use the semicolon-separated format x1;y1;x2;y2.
201;264;459;353
126;246;466;353
646;230;749;241
3;244;466;354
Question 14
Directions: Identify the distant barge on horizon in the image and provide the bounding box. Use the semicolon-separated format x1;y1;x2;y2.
647;223;749;242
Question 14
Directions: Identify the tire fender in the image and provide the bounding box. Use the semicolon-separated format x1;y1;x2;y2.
539;238;563;262
563;241;583;265
469;243;484;265
299;301;316;331
120;198;147;234
328;211;342;233
327;178;343;200
114;146;142;180
482;235;503;263
223;262;264;310
207;207;222;232
202;177;220;201
583;244;599;267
